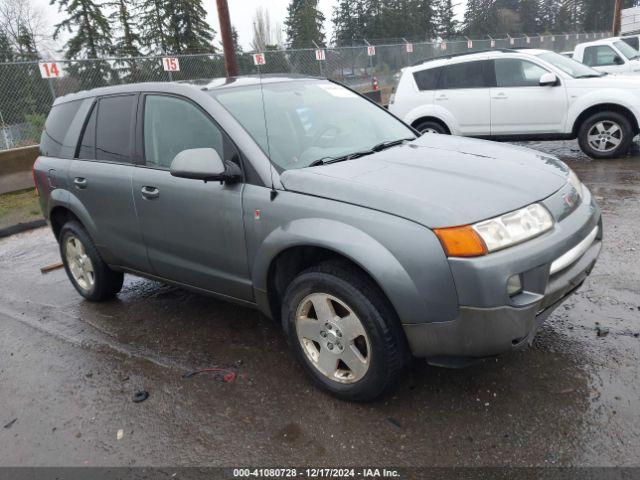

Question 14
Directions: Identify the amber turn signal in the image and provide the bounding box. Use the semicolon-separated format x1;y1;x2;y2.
434;225;488;258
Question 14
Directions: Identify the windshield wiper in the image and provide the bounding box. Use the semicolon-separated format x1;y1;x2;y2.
370;137;415;152
576;73;605;78
308;138;414;168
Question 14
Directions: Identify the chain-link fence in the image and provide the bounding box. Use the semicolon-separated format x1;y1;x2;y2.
0;31;610;150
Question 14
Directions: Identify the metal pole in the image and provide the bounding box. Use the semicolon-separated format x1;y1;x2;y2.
364;39;373;82
613;0;622;36
47;78;56;102
216;0;239;77
312;40;323;77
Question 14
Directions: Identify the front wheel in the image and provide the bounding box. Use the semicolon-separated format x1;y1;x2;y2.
281;262;409;402
578;111;633;159
414;120;448;135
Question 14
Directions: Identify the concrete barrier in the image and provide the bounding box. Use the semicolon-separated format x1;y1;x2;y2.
0;145;38;195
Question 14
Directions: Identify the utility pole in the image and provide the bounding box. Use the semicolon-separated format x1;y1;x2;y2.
216;0;239;77
613;0;622;36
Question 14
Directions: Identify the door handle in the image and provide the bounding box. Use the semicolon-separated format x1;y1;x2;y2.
492;93;508;99
73;177;87;189
141;186;160;199
435;94;448;101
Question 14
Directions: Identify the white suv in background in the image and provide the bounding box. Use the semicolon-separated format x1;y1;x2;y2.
390;49;640;159
572;38;640;75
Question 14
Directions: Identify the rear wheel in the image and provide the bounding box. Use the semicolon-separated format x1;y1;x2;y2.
414;120;448;135
578;111;633;159
59;221;124;301
281;261;409;402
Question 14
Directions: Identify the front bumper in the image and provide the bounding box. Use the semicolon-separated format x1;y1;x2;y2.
404;183;602;358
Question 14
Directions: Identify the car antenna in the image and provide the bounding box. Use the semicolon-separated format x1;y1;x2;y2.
257;67;278;201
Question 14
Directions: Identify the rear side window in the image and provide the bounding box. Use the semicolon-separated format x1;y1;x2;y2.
413;67;442;91
40;100;83;158
438;61;490;89
96;95;135;163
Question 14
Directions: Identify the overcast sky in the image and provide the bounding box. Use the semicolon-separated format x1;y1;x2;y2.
36;0;468;55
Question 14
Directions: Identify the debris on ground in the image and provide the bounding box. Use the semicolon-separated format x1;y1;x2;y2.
183;367;237;383
40;262;64;274
3;418;17;429
132;391;149;403
386;417;401;429
116;429;124;440
596;326;610;337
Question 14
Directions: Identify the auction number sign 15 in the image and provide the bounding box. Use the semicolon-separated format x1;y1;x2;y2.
162;57;180;72
39;62;63;79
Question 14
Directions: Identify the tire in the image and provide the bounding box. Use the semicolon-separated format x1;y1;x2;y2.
578;111;633;160
414;120;448;135
281;261;409;402
59;221;124;302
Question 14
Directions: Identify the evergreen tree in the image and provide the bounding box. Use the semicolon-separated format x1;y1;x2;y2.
16;23;38;60
51;0;112;59
138;0;168;53
435;0;458;38
165;0;216;53
538;0;560;32
464;0;496;36
332;0;365;45
108;0;141;57
285;0;325;48
518;0;539;32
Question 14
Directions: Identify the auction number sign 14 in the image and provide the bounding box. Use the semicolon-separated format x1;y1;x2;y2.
39;62;63;79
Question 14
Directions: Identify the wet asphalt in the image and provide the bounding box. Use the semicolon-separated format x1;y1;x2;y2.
0;139;638;468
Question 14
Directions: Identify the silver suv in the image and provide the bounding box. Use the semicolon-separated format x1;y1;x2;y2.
34;77;602;401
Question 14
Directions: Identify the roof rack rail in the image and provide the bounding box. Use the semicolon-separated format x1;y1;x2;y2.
411;48;516;66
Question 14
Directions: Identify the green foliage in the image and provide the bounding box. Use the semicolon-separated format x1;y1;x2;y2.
51;0;112;59
285;0;325;48
332;0;436;45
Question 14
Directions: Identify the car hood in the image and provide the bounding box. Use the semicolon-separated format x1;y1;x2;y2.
280;135;569;228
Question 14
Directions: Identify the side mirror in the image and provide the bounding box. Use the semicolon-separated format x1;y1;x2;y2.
539;72;559;86
613;56;625;65
170;148;241;183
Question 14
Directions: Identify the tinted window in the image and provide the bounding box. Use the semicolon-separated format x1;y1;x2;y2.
622;36;640;50
143;95;226;169
495;59;549;87
439;61;489;89
77;103;96;159
96;95;135;163
583;46;620;66
413;67;442;91
40;100;83;158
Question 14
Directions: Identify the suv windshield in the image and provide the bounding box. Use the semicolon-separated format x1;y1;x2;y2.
614;40;640;60
210;80;415;171
536;51;605;78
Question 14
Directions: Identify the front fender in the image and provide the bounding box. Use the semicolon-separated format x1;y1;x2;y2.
250;214;459;326
404;103;456;134
567;91;640;132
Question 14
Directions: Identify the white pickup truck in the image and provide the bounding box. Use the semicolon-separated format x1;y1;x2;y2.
573;38;640;74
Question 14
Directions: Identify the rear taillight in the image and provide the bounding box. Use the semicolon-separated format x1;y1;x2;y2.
32;157;40;195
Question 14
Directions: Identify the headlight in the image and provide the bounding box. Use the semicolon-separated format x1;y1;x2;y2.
473;204;554;252
434;203;555;257
567;168;583;198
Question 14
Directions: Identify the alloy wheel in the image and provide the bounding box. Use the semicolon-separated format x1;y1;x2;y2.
65;235;95;292
295;293;371;384
587;120;622;153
